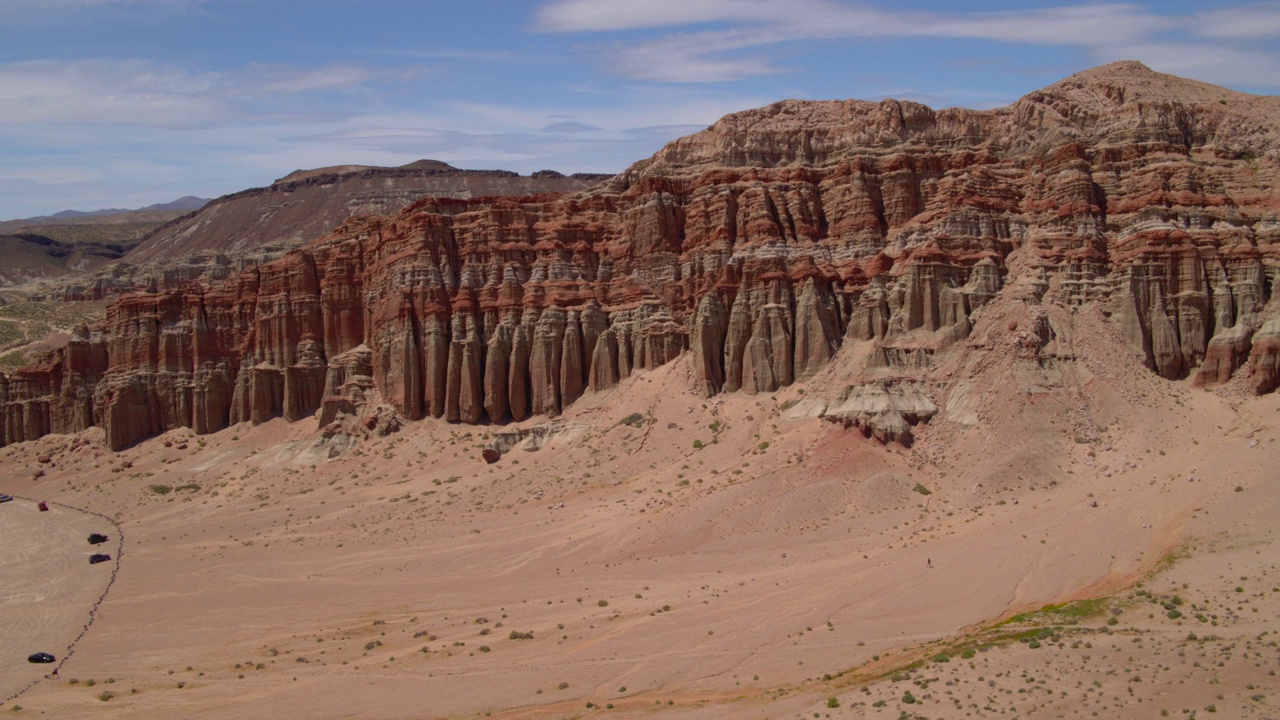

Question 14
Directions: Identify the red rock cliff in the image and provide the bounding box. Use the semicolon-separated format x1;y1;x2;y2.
5;62;1280;450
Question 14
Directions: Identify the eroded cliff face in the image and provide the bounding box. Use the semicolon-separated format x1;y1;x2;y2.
5;62;1280;450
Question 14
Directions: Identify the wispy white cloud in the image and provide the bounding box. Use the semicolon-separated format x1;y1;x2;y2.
0;59;429;128
0;58;766;217
1192;3;1280;39
0;60;224;127
541;120;601;133
536;0;1280;87
537;0;1171;42
3;0;194;6
534;0;802;31
0;0;206;15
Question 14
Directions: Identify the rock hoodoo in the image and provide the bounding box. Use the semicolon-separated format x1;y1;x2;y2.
3;62;1279;450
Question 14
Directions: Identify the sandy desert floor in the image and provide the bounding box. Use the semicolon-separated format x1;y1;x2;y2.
0;345;1276;719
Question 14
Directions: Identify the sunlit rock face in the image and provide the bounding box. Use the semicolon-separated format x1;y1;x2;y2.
6;61;1280;450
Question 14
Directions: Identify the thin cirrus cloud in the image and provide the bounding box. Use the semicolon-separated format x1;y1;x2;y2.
1193;4;1280;39
541;121;603;133
0;59;428;127
1;0;199;8
535;0;1280;86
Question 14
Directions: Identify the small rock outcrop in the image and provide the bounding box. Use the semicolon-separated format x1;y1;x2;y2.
482;422;584;462
788;382;939;446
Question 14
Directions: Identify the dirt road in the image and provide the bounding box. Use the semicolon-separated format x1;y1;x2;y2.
0;498;112;701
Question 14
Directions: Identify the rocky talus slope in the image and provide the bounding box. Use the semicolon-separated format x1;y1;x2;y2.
4;61;1280;450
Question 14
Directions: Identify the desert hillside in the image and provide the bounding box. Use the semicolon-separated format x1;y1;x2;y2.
0;337;1277;718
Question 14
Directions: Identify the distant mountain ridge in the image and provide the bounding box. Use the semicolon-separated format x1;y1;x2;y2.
3;196;210;226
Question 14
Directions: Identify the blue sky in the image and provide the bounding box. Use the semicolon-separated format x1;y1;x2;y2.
2;0;1279;219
